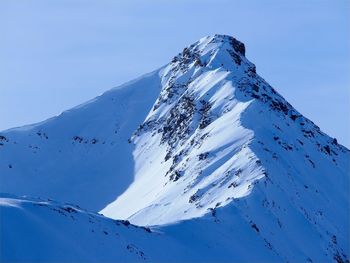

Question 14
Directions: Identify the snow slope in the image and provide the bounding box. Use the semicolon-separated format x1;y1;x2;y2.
1;191;347;262
1;194;281;262
0;71;161;211
101;35;349;228
1;34;349;262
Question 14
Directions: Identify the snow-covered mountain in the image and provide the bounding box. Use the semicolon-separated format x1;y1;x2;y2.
1;34;349;262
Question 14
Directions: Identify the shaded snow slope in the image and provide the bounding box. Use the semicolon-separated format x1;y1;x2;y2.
1;34;349;262
1;193;347;263
1;194;281;263
0;71;161;211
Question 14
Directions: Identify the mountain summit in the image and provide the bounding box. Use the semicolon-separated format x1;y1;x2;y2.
1;35;349;262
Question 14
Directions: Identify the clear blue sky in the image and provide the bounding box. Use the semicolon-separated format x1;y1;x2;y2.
1;0;349;147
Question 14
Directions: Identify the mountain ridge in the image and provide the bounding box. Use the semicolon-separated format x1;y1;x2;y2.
0;34;349;262
101;34;348;226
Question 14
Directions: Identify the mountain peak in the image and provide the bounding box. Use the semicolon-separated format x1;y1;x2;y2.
1;34;349;263
203;34;246;56
100;35;348;228
169;34;250;75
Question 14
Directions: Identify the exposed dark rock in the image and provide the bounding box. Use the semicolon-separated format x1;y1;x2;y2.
0;135;8;142
169;170;182;182
198;152;209;160
227;49;242;65
73;136;83;143
251;223;260;233
323;145;331;155
120;220;130;226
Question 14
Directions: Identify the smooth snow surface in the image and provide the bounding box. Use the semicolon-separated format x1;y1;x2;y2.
1;194;281;262
1;35;349;262
0;71;161;211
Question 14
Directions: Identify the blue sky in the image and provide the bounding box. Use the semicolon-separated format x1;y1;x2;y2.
1;0;349;147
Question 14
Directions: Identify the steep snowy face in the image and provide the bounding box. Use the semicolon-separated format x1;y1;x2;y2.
101;35;262;224
101;34;349;237
99;35;349;261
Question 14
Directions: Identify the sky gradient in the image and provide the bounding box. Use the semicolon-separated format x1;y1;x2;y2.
1;0;349;147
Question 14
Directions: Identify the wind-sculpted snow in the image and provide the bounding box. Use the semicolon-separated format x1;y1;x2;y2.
0;34;349;262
